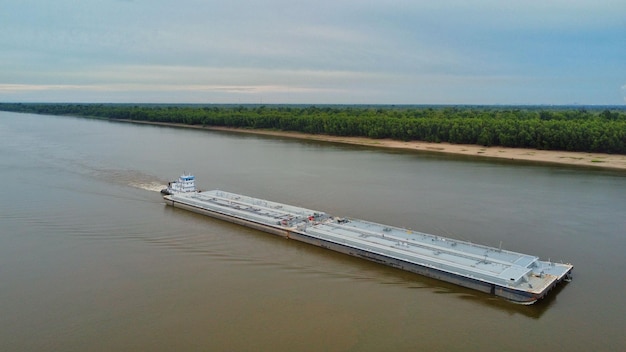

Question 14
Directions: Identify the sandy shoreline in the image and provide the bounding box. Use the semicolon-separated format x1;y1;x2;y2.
120;119;626;171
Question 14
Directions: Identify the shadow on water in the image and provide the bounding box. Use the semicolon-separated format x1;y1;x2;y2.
345;255;565;319
453;279;569;319
160;203;563;319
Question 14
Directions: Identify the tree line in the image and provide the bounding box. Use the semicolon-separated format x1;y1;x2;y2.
1;103;625;154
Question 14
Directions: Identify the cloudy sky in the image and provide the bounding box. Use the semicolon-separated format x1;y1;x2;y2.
1;0;624;104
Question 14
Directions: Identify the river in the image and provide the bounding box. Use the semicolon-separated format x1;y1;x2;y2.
1;111;624;351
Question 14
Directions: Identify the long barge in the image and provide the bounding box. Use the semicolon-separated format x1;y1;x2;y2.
163;175;572;304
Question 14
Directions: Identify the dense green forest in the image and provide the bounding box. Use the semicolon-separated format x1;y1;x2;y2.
1;103;625;154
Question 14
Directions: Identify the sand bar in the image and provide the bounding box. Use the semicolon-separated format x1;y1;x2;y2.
120;120;626;171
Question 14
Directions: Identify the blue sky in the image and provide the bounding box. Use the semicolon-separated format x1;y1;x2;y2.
1;0;624;104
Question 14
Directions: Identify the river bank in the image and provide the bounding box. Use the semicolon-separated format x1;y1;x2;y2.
120;119;626;170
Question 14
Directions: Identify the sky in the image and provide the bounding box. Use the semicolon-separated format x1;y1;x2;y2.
1;0;625;105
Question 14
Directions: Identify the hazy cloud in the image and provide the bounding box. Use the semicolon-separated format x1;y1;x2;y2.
1;0;624;104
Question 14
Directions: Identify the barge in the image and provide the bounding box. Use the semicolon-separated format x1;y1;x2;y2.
163;175;572;304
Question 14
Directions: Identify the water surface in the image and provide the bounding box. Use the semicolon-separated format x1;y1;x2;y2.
1;112;624;351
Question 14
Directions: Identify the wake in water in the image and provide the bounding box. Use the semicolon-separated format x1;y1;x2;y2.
129;181;167;192
88;168;167;193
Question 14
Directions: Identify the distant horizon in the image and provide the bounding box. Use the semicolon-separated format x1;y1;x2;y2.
2;1;624;105
2;101;625;110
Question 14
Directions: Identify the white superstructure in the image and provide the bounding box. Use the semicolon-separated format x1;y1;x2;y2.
161;173;197;194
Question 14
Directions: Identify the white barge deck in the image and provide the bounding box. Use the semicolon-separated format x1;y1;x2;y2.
164;189;573;304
